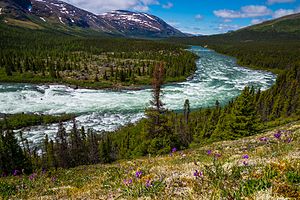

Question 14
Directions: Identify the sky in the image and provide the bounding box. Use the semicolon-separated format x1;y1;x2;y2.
63;0;300;35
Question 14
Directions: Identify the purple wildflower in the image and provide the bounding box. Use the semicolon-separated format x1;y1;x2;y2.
242;154;249;159
29;173;37;181
207;150;212;155
193;170;203;178
214;153;221;158
259;137;268;142
274;131;282;139
12;169;20;176
243;161;249;166
172;147;177;153
286;138;292;143
135;170;142;178
51;176;57;182
146;180;152;188
124;179;133;186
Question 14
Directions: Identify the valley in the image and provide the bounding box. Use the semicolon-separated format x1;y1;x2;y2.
0;0;300;199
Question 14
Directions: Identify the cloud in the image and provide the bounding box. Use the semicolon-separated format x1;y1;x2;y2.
251;8;298;24
223;19;232;23
63;0;160;14
272;8;295;18
216;24;242;32
162;2;173;9
214;5;272;19
267;0;295;5
195;14;203;20
251;18;266;24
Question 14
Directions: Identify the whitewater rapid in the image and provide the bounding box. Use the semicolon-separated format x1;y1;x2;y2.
0;46;276;144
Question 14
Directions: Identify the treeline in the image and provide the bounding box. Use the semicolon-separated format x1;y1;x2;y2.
0;23;197;87
167;31;300;72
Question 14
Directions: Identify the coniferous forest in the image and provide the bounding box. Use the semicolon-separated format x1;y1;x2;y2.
1;15;300;199
1;30;300;172
0;23;197;89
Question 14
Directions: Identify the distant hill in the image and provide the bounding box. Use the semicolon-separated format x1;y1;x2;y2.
0;0;186;38
166;13;300;44
242;13;300;34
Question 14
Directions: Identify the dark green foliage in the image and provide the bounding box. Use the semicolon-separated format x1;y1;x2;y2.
0;113;74;130
0;129;32;175
212;86;260;140
286;171;300;184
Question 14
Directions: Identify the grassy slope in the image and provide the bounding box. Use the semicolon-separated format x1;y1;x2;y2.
1;121;299;199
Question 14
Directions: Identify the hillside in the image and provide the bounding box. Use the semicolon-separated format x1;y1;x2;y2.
0;0;186;38
1;121;299;199
242;12;300;34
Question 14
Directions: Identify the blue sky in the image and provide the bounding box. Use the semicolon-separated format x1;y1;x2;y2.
64;0;300;35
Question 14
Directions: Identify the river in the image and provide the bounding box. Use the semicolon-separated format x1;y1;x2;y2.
0;46;276;145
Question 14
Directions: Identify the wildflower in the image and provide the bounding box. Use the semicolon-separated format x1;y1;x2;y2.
214;153;221;158
42;168;47;174
286;138;292;143
12;169;20;176
145;180;152;188
135;170;142;178
180;152;186;158
242;154;249;159
274;131;282;139
207;150;212;155
172;147;177;153
124;179;133;186
243;161;249;166
29;173;37;181
51;176;57;182
193;170;203;178
259;137;268;142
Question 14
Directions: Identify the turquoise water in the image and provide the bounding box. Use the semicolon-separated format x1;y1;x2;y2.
0;46;276;144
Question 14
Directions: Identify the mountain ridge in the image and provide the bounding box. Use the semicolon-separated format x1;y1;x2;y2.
0;0;186;38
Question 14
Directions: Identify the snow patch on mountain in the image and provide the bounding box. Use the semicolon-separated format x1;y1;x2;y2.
4;0;185;37
58;16;64;24
40;17;46;22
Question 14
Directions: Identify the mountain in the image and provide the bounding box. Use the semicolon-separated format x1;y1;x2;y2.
0;0;186;38
100;10;185;38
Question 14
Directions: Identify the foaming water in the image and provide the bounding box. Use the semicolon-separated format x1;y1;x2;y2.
0;46;276;144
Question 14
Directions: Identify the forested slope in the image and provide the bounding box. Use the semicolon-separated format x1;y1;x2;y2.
0;23;197;89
